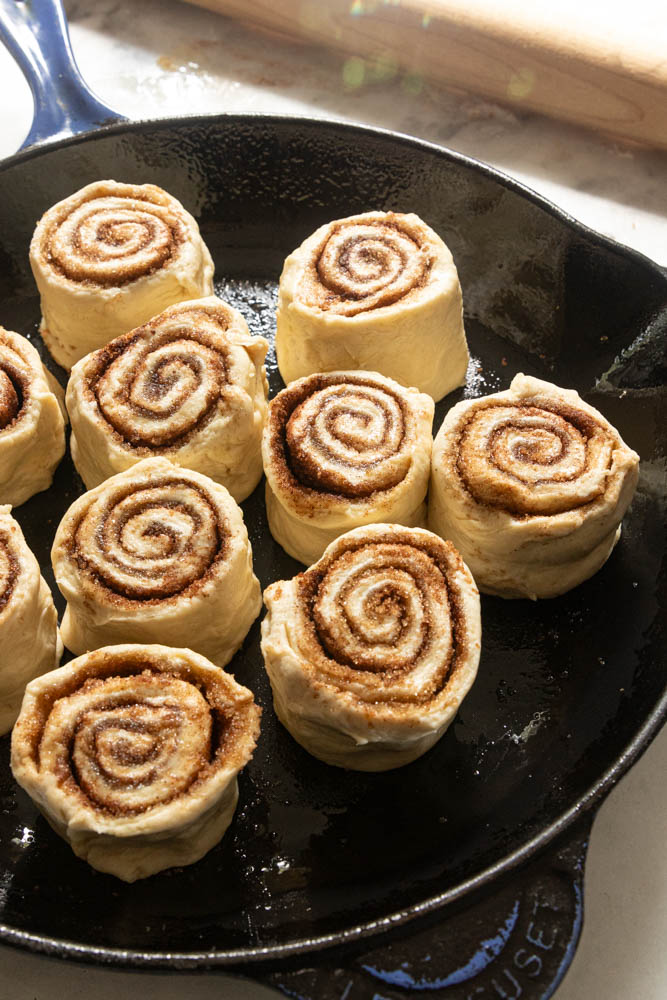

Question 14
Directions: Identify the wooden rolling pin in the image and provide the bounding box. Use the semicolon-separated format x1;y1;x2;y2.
182;0;667;149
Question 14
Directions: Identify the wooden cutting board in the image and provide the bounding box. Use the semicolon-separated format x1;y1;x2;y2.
182;0;667;149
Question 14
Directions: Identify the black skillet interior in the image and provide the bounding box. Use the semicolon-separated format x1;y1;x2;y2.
0;116;665;961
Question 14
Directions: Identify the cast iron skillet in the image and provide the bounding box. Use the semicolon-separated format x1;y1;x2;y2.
0;2;665;997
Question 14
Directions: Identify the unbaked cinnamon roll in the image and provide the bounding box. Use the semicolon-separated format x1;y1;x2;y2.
30;180;214;369
0;505;62;735
429;373;640;599
67;296;269;500
261;524;481;770
275;211;468;401
262;371;434;565
11;643;260;881
0;327;66;506
51;457;261;665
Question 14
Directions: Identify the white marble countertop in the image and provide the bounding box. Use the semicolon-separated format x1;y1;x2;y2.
0;1;665;998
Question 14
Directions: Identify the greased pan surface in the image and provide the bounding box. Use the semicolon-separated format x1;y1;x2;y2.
0;115;665;964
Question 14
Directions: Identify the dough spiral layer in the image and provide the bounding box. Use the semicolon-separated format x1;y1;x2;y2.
67;296;269;499
30;180;214;369
275;211;468;401
0;328;66;506
262;371;434;564
11;644;260;881
428;373;640;598
261;524;481;770
52;457;261;665
0;505;62;734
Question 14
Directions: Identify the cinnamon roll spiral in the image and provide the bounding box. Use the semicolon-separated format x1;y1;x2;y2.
11;644;260;881
262;371;434;565
0;505;62;734
0;328;66;506
67;296;269;499
51;457;261;665
261;524;481;770
275;211;468;401
429;373;640;598
30;181;214;369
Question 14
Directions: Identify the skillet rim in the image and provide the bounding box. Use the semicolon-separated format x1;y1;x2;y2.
0;110;665;967
3;110;666;278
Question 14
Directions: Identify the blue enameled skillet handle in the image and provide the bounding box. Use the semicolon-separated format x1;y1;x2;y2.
0;0;125;149
253;815;591;1000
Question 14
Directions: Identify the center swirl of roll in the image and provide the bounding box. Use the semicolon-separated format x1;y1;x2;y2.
285;383;408;497
313;221;430;315
458;402;615;515
47;196;183;287
74;479;224;599
42;672;212;815
0;535;18;612
0;368;20;428
304;541;457;700
94;313;230;447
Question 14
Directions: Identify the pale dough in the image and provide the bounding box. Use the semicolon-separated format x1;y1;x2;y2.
275;211;468;402
261;523;481;770
11;644;260;881
0;327;66;507
428;373;640;598
51;457;262;666
30;180;214;370
262;370;434;565
0;505;62;735
67;296;268;501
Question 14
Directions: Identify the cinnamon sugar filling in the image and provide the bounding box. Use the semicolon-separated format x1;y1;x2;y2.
295;533;470;706
455;399;616;516
69;478;227;602
269;374;410;502
301;216;433;315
